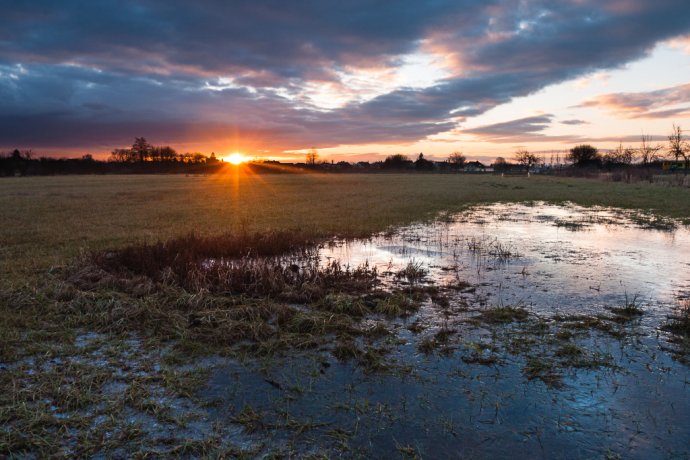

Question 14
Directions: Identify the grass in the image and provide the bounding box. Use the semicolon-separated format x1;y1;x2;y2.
608;293;645;321
663;300;690;337
395;259;428;283
2;173;690;456
478;305;530;324
3;173;690;284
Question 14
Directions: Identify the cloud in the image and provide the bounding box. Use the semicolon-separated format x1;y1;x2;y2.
463;115;575;143
0;61;453;151
589;134;667;143
1;0;690;153
561;119;589;125
0;1;459;80
577;83;690;118
666;34;690;53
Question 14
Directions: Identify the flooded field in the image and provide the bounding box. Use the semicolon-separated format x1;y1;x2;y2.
4;202;690;458
202;202;690;458
322;202;689;320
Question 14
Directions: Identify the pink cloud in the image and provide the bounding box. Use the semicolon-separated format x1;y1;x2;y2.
577;83;690;118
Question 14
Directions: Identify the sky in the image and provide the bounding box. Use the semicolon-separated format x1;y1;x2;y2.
1;0;690;163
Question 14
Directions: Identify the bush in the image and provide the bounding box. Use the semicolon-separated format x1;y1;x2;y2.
568;144;600;168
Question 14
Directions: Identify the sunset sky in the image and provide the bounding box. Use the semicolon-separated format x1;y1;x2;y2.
1;1;690;163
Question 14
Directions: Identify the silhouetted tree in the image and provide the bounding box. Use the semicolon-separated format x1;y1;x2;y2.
602;142;635;168
306;147;318;166
132;137;152;162
638;134;662;165
414;153;434;171
158;146;178;162
447;151;466;170
8;149;31;175
514;149;540;173
109;148;131;162
382;154;412;170
668;124;689;174
567;144;600;167
191;153;206;164
492;157;510;172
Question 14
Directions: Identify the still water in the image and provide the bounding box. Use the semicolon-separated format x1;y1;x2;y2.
205;203;690;458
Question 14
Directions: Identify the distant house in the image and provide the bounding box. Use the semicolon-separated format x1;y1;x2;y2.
464;161;486;172
662;160;688;172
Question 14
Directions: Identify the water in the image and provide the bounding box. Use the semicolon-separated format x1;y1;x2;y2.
204;203;690;458
321;202;689;319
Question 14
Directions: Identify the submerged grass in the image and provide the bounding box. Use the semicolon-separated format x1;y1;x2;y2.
663;300;690;345
478;305;530;324
607;293;645;321
662;301;690;364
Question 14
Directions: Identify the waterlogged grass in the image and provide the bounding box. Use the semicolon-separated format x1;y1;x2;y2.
663;300;690;361
2;174;690;457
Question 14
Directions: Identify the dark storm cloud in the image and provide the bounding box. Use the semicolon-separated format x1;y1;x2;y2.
1;0;690;152
0;61;451;149
453;1;690;75
0;0;461;78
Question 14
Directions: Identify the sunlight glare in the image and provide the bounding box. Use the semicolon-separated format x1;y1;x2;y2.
224;152;247;165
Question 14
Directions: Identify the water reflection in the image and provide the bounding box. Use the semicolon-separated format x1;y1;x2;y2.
321;202;690;317
205;203;690;458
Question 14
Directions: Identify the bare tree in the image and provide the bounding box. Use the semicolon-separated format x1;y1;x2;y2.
306;147;318;166
132;137;152;162
514;149;540;173
158;146;178;162
638;134;662;165
447;151;466;170
668;124;689;174
603;142;635;167
149;146;162;162
109;148;131;162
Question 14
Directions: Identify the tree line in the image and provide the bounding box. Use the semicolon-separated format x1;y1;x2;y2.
503;124;689;175
3;125;688;177
108;137;220;164
0;137;226;176
305;124;689;174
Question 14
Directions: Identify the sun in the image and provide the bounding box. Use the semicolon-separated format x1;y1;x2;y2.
224;152;247;165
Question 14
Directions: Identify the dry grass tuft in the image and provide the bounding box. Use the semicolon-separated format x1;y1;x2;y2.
478;306;529;324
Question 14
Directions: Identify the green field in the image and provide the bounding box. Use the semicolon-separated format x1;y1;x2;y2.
2;173;690;283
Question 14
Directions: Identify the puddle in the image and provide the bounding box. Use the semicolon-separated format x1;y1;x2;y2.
320;202;689;319
203;203;690;458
